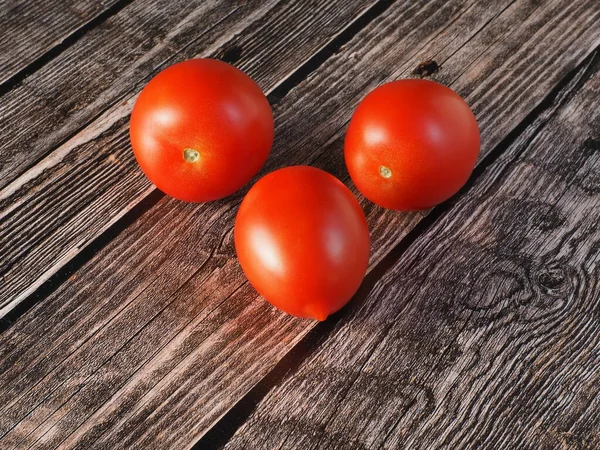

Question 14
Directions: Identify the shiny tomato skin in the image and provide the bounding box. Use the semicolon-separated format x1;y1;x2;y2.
345;79;480;210
234;166;370;321
130;58;273;202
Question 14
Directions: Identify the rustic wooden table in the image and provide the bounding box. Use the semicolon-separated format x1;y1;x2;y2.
1;0;599;448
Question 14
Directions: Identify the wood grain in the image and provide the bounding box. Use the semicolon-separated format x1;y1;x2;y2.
0;0;123;84
0;0;268;188
3;0;599;314
0;0;381;315
0;0;497;447
1;0;599;448
226;51;600;450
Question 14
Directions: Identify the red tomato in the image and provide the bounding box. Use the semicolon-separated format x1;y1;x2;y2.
130;58;273;202
234;166;370;321
345;79;480;210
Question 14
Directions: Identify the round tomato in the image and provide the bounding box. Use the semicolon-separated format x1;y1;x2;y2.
130;58;273;202
345;79;480;210
234;166;370;321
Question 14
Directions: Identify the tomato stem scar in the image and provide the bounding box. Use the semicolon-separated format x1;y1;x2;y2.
183;148;200;163
379;165;392;178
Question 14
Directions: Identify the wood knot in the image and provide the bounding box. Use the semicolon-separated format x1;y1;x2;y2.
218;44;243;65
536;208;566;231
583;138;600;152
413;60;440;77
538;269;565;290
535;264;570;297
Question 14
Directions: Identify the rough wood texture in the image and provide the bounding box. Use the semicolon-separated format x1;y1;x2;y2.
1;0;599;448
0;0;262;187
4;0;600;319
0;0;122;84
2;0;599;313
0;0;380;315
226;52;600;450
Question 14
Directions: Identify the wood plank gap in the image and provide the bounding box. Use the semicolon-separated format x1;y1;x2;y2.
0;189;165;332
0;0;136;96
266;0;397;105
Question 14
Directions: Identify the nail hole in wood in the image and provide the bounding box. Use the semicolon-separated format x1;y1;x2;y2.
413;60;440;77
219;45;244;65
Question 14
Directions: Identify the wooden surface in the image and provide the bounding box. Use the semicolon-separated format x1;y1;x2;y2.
0;0;380;316
0;0;599;448
0;0;123;85
226;49;600;450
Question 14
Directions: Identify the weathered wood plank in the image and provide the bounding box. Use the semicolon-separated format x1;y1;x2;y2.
225;51;600;450
0;0;382;315
3;0;598;315
2;0;599;448
0;0;123;84
0;0;495;447
0;0;269;188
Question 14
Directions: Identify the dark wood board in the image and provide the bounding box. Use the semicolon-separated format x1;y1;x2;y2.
0;0;258;187
1;0;599;448
0;0;383;190
0;0;381;314
0;0;122;84
4;0;600;317
225;51;600;450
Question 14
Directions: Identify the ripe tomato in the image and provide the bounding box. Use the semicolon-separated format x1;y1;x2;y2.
345;79;480;210
130;58;273;202
234;166;370;321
